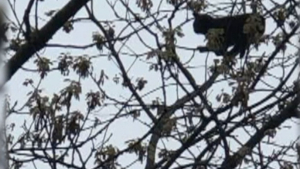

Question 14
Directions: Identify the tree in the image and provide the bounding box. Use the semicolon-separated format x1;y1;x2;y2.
2;0;300;169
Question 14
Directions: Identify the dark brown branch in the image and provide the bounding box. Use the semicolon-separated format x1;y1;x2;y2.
4;0;90;85
23;0;34;41
220;93;300;169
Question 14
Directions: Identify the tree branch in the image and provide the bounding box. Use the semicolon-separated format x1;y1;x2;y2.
220;93;300;169
4;0;90;85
